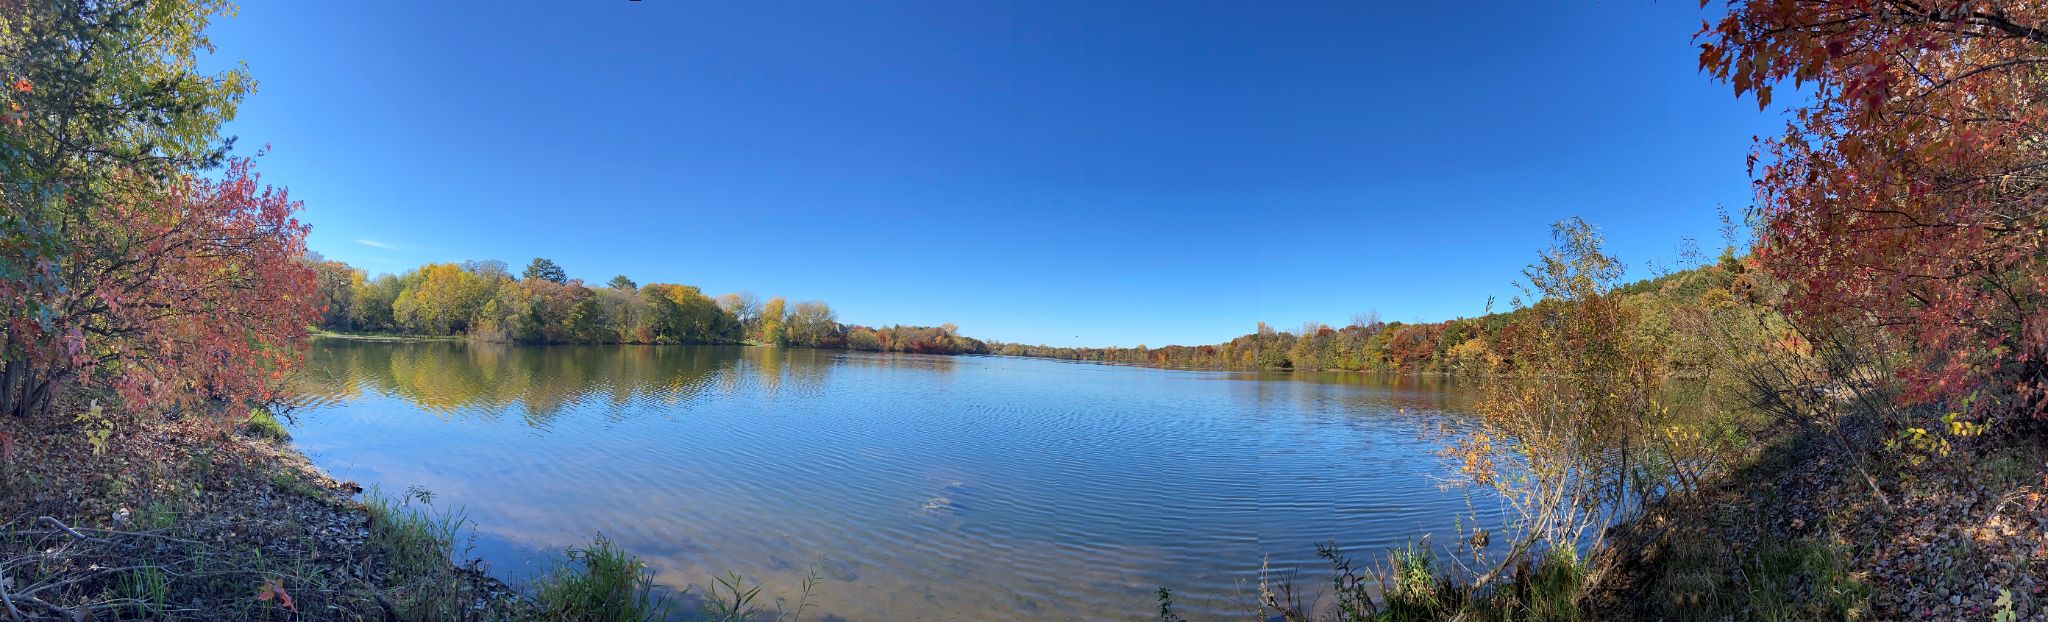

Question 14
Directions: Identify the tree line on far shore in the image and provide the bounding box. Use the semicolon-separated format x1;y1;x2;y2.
307;257;991;355
309;246;1762;380
994;246;1751;377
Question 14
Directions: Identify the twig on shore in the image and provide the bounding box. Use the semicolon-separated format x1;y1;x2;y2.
15;526;204;546
35;517;105;545
0;564;22;622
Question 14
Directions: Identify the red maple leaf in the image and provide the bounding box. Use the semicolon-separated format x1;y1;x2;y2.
256;577;295;611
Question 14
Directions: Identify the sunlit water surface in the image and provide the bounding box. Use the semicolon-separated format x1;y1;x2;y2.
290;340;1501;621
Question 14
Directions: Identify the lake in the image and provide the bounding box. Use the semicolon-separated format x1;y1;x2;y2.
290;339;1500;621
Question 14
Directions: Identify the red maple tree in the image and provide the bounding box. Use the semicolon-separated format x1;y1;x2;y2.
3;159;315;417
1702;1;2048;419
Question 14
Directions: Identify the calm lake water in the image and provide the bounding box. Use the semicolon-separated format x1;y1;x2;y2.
290;339;1500;621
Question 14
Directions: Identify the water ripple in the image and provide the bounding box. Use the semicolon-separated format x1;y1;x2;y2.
290;342;1500;622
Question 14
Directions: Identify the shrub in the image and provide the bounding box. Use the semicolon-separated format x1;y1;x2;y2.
533;535;670;622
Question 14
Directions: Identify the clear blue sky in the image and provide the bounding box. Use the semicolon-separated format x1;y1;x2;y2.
204;1;1772;348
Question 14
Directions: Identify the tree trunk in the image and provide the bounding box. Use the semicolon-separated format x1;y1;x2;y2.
17;375;48;419
0;360;53;419
0;359;19;417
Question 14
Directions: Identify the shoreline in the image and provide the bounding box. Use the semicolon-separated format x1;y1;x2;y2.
0;391;534;620
310;329;466;343
7;368;2038;620
312;330;1478;377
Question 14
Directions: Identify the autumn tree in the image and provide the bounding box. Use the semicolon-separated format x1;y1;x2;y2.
644;283;737;343
527;279;592;342
474;280;542;343
473;276;592;343
566;294;618;343
784;301;840;347
616;286;659;342
755;297;787;345
3;161;316;417
310;258;364;330
349;273;402;331
393;263;494;336
847;327;883;350
716;291;761;328
1455;218;1671;587
1702;1;2048;421
465;259;511;281
1350;310;1382;334
0;0;322;418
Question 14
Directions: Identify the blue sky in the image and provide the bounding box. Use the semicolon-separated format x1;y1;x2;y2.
204;1;1773;348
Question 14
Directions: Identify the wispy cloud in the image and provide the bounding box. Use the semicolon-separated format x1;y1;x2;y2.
355;239;403;250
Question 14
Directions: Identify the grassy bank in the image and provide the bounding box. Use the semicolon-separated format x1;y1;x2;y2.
1589;422;2046;620
0;387;835;621
1182;414;2045;621
0;391;531;620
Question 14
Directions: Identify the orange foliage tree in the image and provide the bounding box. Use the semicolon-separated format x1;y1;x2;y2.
1455;218;1671;585
3;0;314;418
4;160;314;417
1701;1;2048;419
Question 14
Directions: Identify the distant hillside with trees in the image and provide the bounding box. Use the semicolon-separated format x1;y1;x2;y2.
993;245;1755;376
311;242;1762;380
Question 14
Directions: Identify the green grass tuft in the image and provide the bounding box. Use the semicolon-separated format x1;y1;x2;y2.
1175;542;1590;622
1380;543;1454;620
115;565;169;619
362;485;465;582
1744;538;1870;622
242;407;289;442
532;534;671;622
270;468;328;501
